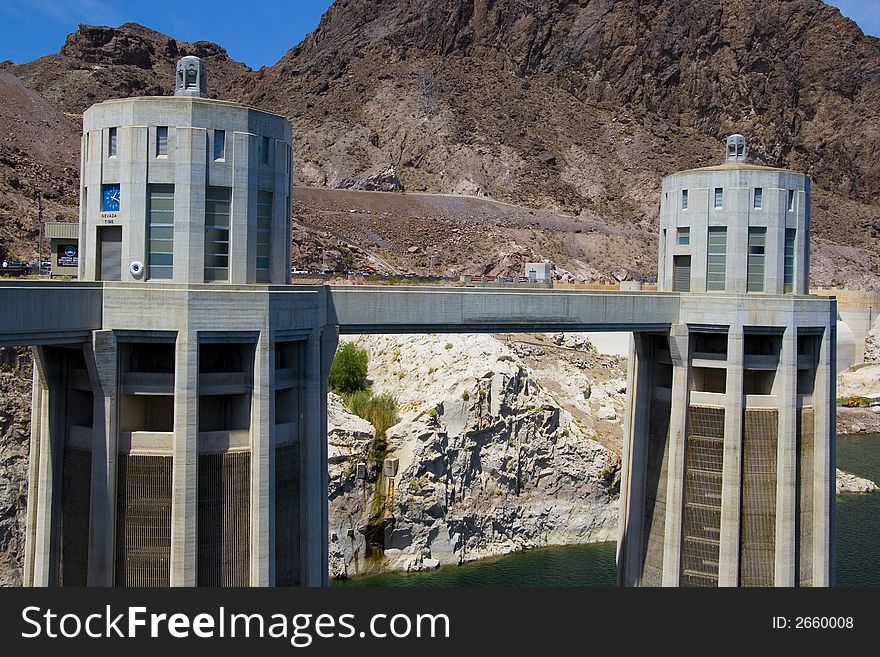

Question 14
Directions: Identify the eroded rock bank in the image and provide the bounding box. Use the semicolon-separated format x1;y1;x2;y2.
836;469;878;494
0;349;31;588
327;333;621;578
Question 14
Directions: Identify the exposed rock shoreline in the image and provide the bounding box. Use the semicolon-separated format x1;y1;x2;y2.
837;407;880;435
327;333;622;578
836;469;878;494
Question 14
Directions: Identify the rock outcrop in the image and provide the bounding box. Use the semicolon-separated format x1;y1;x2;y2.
4;1;880;282
238;0;880;287
331;165;405;193
863;315;880;363
9;23;250;115
837;362;880;399
0;349;31;587
327;333;620;578
836;469;878;494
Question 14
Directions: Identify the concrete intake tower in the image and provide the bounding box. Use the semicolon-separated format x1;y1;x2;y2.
618;134;835;586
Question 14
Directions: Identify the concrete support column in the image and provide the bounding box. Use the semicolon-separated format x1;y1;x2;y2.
662;323;689;586
24;353;44;586
617;334;637;584
29;347;61;586
618;333;652;586
250;331;272;586
718;326;744;586
774;326;798;586
813;311;836;586
171;330;199;586
300;330;321;586
271;140;291;284
300;327;338;586
84;331;119;586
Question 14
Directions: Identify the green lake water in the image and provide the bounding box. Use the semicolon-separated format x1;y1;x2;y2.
333;433;880;587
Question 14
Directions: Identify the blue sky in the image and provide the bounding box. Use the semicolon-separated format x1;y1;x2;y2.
0;0;877;69
0;0;335;68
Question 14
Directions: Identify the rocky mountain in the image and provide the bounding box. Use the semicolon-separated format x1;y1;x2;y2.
0;349;31;587
7;23;250;115
238;0;880;285
0;71;80;263
2;1;880;283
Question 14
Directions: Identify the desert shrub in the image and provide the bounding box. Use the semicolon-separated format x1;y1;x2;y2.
328;342;368;394
347;390;400;438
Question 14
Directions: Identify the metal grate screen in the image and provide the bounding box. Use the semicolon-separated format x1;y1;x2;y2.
275;443;301;586
797;407;814;586
640;397;671;586
60;448;91;586
197;452;250;586
739;409;778;586
681;405;724;587
115;455;172;587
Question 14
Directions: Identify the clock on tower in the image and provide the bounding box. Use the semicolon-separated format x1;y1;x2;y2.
102;183;121;212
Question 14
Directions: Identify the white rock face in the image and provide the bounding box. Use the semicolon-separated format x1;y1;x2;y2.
327;334;620;579
864;315;880;363
836;469;878;494
837;363;880;398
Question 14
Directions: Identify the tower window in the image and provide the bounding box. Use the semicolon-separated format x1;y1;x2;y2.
214;130;225;161
754;187;762;209
784;229;796;293
108;127;117;157
261;136;270;165
156;126;168;157
706;227;727;291
148;184;174;280
681;189;689;210
204;186;231;282
678;227;690;245
788;189;795;212
256;190;272;282
747;227;766;292
714;187;723;209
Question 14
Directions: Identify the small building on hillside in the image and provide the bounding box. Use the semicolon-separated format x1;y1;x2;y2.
525;261;551;283
46;222;79;278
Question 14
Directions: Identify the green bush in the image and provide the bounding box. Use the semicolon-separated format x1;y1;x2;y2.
347;390;400;439
328;342;369;394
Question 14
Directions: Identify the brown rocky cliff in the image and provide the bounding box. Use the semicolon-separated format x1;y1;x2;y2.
3;1;880;281
236;0;880;285
0;349;31;587
0;71;80;263
9;23;251;115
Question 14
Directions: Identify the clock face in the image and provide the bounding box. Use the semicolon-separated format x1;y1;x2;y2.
102;184;121;212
